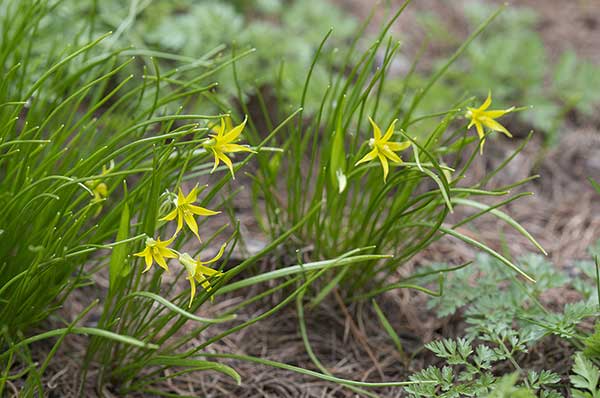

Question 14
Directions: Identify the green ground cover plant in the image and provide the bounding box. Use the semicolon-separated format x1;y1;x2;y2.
405;249;600;397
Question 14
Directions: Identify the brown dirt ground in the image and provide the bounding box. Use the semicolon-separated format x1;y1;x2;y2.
15;1;600;397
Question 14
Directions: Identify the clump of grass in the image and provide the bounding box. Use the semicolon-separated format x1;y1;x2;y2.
247;2;544;300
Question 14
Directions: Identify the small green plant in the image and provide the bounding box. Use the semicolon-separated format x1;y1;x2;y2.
249;3;542;300
403;249;600;397
405;337;562;397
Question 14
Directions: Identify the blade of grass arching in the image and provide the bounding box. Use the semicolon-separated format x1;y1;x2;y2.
38;299;99;375
22;32;112;105
493;175;540;193
200;352;433;388
112;257;333;380
0;326;158;361
372;300;409;366
399;261;472;283
122;292;235;324
126;362;240;395
418;167;453;213
163;281;302;356
144;356;241;385
401;5;505;126
399;130;455;212
452;196;547;255
297;291;380;398
136;203;323;359
430;224;535;282
358;272;448;301
218;252;390;295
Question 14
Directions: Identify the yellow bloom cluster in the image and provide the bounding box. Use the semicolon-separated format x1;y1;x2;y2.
132;115;255;307
355;92;513;182
134;185;225;307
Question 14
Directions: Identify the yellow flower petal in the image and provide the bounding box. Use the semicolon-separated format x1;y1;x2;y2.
219;143;254;153
386;141;411;152
480;91;492;111
188;204;219;217
188;275;196;308
159;208;178;222
183;211;200;240
368;116;382;140
382;119;398;142
380;146;402;164
196;264;221;277
475;121;485;140
217;151;235;178
378;153;389;183
204;243;227;264
175;209;184;234
209;148;220;174
153;252;170;272
143;252;153;272
222;117;247;143
355;147;378;166
184;185;199;204
483;108;513;118
158;246;177;259
481;117;512;137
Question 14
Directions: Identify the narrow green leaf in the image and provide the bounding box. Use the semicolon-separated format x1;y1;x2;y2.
146;356;241;385
109;182;130;289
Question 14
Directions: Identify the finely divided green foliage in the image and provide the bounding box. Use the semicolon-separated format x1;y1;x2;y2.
248;2;540;296
403;250;600;397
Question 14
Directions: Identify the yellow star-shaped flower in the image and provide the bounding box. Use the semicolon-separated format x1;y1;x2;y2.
355;117;411;183
134;236;177;273
466;92;514;153
178;244;226;307
203;116;255;179
160;186;219;241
